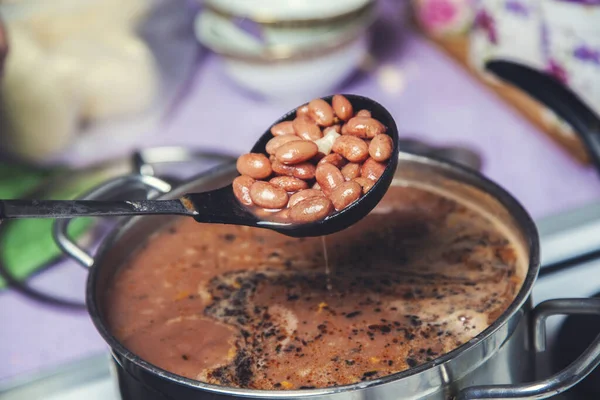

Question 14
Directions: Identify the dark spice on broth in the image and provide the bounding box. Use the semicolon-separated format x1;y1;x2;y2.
104;184;526;390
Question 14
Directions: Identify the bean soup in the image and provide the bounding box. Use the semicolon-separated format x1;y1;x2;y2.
104;182;526;390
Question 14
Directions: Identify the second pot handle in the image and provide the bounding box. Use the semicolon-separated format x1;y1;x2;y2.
485;60;600;174
456;298;600;399
52;174;172;268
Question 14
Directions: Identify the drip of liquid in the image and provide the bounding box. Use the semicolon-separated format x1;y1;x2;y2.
321;236;332;293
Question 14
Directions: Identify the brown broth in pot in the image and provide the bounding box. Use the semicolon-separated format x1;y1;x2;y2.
104;184;527;390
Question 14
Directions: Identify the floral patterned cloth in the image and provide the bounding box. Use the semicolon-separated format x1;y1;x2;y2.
540;0;600;113
468;0;544;72
468;0;600;114
412;0;476;36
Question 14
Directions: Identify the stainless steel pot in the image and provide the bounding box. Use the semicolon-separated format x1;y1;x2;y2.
53;151;600;400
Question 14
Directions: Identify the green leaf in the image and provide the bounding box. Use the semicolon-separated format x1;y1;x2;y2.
0;164;58;199
0;164;120;289
0;217;93;288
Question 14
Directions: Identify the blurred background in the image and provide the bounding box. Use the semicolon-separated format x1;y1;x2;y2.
0;0;599;399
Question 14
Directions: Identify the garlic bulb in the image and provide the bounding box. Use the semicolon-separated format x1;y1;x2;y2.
0;0;160;161
10;0;151;48
52;32;158;121
0;26;79;161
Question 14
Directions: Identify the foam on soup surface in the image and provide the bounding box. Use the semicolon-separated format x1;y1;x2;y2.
104;184;527;389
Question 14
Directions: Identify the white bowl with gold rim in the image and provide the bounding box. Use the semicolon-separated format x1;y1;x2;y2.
203;0;373;25
194;4;375;102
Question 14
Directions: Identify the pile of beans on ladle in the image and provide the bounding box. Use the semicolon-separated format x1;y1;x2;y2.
233;95;393;223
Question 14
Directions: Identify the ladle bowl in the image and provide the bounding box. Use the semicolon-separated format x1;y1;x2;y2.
0;94;399;238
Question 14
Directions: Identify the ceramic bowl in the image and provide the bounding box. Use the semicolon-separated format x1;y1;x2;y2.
194;4;375;102
203;0;373;25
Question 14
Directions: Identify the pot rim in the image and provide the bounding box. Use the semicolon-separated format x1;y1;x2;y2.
86;151;540;397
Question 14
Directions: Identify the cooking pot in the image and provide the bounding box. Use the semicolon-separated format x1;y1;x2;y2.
52;150;600;400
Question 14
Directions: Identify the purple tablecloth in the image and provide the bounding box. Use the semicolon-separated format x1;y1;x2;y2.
2;8;600;383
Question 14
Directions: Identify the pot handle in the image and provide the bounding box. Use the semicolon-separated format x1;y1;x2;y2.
456;298;600;399
52;174;172;268
485;60;600;174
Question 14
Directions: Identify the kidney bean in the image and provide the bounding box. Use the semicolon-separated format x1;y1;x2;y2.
316;163;344;195
293;117;322;140
236;153;272;179
275;140;318;165
369;134;393;162
331;135;369;163
341;163;361;181
266;134;302;155
308;99;335;127
270;121;295;136
271;160;292;176
276;208;291;221
269;176;309;192
317;153;347;169
344;116;386;138
272;160;316;180
289;197;334;223
291;163;317;180
353;177;375;194
288;189;325;207
296;104;310;118
332;95;353;121
361;157;386;181
356;109;371;118
313;182;321;190
329;181;362;211
232;175;255;206
249;181;288;209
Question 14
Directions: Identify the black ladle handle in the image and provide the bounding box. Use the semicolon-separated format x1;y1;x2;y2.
0;199;191;219
485;60;600;173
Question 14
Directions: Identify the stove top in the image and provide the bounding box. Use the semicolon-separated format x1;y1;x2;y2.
530;201;600;399
0;353;120;400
